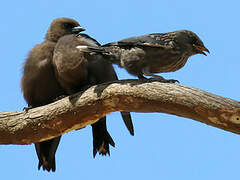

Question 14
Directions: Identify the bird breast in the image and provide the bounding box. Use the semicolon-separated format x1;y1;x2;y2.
145;52;189;73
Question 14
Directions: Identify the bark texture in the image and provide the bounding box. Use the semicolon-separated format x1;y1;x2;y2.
0;79;240;145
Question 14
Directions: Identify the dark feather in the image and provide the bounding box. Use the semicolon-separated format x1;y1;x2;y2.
21;17;83;172
53;33;134;157
102;30;209;79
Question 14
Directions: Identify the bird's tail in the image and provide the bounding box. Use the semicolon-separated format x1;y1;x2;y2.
76;45;105;53
76;45;122;66
121;112;134;136
38;156;56;172
91;117;115;158
35;136;61;172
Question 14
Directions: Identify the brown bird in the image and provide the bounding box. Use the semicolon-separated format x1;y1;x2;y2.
53;33;134;157
21;18;85;172
102;30;209;80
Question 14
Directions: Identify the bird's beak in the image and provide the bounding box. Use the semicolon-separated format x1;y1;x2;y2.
72;26;86;33
193;44;210;56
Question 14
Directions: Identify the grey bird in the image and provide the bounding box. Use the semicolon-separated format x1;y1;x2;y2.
52;33;134;157
102;30;209;80
21;18;85;172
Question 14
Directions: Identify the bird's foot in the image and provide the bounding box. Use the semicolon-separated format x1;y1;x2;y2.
159;78;179;83
138;73;179;83
150;75;179;83
23;106;33;112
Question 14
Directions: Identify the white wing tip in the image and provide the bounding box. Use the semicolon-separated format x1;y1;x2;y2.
76;45;89;51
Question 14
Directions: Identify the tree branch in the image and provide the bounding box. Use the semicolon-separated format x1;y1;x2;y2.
0;79;240;145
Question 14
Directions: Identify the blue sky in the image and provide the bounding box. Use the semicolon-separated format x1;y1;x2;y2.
1;0;240;179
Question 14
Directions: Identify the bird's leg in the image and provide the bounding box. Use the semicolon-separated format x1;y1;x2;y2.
142;68;179;83
142;67;164;79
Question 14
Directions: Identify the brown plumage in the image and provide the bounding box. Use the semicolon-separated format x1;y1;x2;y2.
21;17;85;172
102;30;209;80
53;33;134;157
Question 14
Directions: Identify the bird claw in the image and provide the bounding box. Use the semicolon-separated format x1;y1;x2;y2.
161;79;179;83
141;72;179;83
149;77;179;83
23;106;33;112
139;73;180;84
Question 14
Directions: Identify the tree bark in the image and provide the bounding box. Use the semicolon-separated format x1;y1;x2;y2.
0;79;240;145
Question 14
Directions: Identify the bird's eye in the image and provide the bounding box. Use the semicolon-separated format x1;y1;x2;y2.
63;23;74;29
191;38;198;45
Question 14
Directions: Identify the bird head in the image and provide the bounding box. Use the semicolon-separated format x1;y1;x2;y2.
175;30;210;56
46;17;85;42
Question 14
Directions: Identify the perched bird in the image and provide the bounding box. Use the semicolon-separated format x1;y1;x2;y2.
21;18;85;172
53;33;134;157
102;30;209;80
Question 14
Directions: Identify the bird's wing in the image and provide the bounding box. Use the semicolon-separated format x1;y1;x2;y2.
75;33;106;53
103;33;173;49
76;33;101;46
